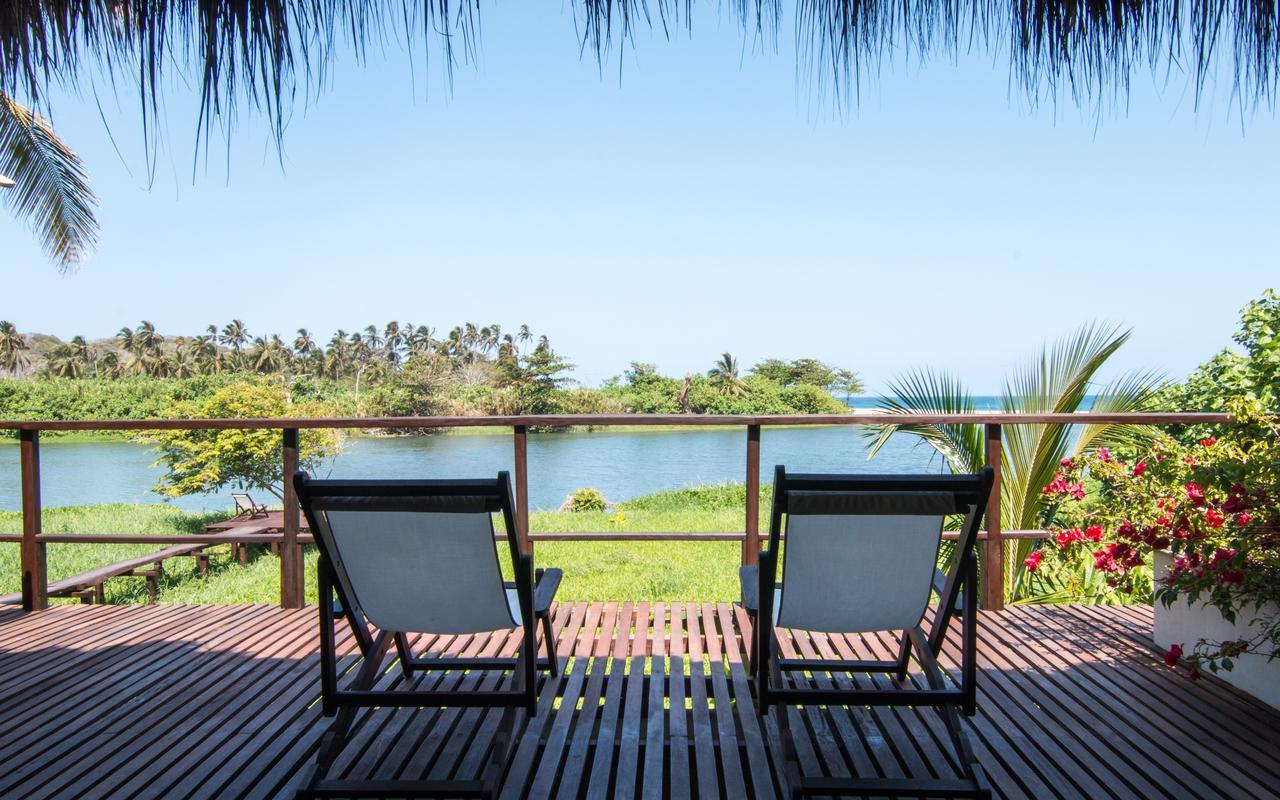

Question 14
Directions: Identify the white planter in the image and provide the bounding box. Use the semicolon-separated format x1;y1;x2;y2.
1152;550;1280;710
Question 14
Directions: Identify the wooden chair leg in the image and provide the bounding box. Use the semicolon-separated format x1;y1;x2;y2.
539;613;559;676
95;582;105;604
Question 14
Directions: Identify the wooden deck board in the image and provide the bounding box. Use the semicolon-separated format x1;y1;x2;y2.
1;603;1278;800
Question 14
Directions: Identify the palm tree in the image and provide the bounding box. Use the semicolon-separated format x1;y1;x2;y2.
708;352;747;396
865;323;1159;604
517;324;532;353
134;320;164;355
0;93;99;271
0;321;30;374
46;335;90;378
95;350;120;379
222;318;249;358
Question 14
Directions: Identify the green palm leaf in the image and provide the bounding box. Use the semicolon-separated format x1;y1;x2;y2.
870;322;1160;604
0;93;99;270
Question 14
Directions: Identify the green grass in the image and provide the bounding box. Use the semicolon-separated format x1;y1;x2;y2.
1;484;768;604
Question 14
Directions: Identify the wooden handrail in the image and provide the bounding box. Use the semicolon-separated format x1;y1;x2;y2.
5;411;1242;613
0;411;1236;431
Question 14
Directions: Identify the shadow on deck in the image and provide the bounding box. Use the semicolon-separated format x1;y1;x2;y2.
0;603;1277;799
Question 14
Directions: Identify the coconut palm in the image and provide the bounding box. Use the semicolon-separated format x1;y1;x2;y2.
95;350;120;379
0;93;98;271
46;335;90;378
221;320;249;362
708;352;747;396
134;320;164;355
865;323;1160;604
0;321;30;374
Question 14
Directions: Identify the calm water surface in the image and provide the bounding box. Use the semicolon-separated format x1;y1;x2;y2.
0;427;943;513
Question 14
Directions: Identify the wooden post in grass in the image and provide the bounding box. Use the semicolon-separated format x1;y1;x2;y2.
20;429;47;612
281;428;303;609
744;424;761;566
983;424;1005;611
513;425;531;554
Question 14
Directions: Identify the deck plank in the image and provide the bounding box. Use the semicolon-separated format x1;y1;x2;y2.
1;603;1278;800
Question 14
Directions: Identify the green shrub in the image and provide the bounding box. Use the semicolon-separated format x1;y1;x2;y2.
568;488;608;512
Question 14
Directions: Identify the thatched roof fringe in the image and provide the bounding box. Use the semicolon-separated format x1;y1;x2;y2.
1;2;1276;135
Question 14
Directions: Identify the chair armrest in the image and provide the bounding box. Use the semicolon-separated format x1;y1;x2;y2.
533;567;562;616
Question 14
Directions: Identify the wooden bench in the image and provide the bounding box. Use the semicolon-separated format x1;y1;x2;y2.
0;543;208;606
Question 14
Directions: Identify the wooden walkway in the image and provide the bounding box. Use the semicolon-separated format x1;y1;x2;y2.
0;603;1277;799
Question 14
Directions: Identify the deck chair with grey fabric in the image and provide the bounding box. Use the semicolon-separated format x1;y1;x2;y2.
741;466;995;799
230;492;268;519
292;471;563;799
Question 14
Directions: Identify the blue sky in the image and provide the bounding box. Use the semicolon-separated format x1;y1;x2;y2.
1;5;1275;392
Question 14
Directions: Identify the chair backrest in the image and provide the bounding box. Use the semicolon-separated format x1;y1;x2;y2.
769;469;989;634
295;473;523;636
232;493;256;512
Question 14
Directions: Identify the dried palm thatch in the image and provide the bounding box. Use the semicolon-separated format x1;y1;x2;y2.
1;2;1276;136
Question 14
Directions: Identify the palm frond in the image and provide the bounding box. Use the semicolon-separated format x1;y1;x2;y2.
1071;369;1164;456
0;93;98;270
864;368;983;474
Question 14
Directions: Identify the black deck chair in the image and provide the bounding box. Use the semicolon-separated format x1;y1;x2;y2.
293;470;563;799
740;466;995;799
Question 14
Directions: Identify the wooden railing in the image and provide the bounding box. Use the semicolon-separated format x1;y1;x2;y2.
0;412;1232;614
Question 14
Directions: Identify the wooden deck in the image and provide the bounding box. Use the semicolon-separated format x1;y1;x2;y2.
1;603;1277;800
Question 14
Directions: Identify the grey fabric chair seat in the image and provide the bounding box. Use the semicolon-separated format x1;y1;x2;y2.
745;467;995;800
293;471;561;800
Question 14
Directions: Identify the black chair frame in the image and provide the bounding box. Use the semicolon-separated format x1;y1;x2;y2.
292;471;561;799
746;466;995;799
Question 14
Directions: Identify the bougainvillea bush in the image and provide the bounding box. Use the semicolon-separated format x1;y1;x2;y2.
1028;397;1280;678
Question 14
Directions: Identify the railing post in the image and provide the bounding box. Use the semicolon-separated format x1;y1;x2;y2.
280;428;303;609
20;429;47;612
743;424;761;566
983;423;1005;612
513;425;531;553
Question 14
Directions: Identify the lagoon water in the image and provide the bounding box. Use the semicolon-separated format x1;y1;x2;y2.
0;426;945;514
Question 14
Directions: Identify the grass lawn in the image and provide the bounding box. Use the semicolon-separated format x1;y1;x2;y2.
0;484;769;604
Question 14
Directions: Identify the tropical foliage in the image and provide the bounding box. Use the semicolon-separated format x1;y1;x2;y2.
1032;397;1280;678
867;323;1160;604
0;322;856;424
1157;290;1280;443
133;382;341;500
0;93;98;270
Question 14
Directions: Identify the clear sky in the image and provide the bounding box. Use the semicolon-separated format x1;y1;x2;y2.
1;5;1275;392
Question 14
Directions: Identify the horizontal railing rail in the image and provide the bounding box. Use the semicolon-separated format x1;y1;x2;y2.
2;412;1235;613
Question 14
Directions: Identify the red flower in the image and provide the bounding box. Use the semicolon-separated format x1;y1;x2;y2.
1184;456;1196;465
1098;447;1113;462
1084;524;1104;542
1133;461;1147;477
1199;436;1217;448
1205;509;1225;528
1163;643;1183;667
1185;483;1206;508
1060;457;1073;468
1068;482;1086;501
1043;473;1070;495
1024;551;1043;572
1056;528;1083;549
1234;512;1253;527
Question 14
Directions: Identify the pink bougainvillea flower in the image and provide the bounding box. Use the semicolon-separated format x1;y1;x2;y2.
1163;643;1183;667
1234;512;1253;527
1043;473;1070;495
1098;447;1113;462
1024;551;1043;572
1185;483;1206;507
1056;529;1083;549
1133;461;1147;477
1205;509;1225;528
1085;524;1104;542
1068;482;1086;501
1060;457;1073;468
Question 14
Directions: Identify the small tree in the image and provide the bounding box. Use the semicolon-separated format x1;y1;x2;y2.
136;381;341;500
